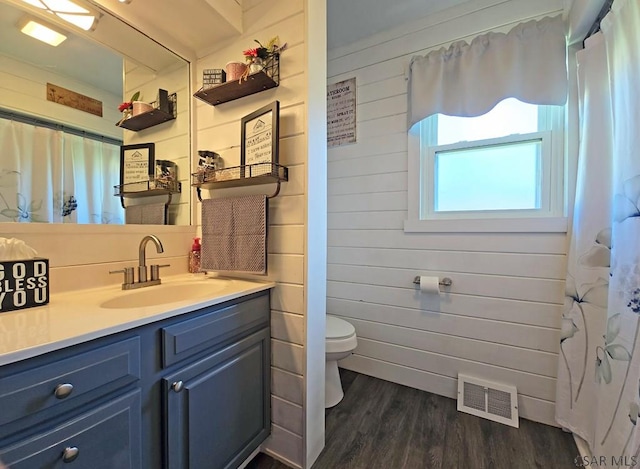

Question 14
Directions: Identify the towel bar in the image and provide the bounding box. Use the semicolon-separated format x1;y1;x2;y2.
412;276;453;287
121;193;172;209
196;181;281;202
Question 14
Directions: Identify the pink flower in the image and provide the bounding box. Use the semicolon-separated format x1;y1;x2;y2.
243;48;259;57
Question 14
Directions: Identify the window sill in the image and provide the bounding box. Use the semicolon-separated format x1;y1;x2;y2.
403;217;568;233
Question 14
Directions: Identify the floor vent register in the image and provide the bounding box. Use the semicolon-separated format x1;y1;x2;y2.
457;374;519;428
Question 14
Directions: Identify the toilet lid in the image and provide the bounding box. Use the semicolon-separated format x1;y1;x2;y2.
326;315;355;340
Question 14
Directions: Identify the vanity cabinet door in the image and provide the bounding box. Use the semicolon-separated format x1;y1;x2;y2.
0;390;141;469
163;328;270;469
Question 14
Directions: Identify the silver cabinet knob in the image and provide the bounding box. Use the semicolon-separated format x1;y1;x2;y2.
62;446;79;463
171;381;184;393
54;383;74;399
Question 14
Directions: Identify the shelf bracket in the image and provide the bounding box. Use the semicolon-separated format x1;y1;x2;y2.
268;181;281;199
196;186;204;202
120;196;126;209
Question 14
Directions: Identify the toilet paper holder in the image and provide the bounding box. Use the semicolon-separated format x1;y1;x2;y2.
413;276;453;287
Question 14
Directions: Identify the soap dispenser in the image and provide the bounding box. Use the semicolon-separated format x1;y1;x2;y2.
189;237;201;273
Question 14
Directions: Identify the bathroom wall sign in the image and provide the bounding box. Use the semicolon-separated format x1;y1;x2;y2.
327;77;356;147
0;259;49;312
47;83;103;117
120;143;155;192
241;101;280;177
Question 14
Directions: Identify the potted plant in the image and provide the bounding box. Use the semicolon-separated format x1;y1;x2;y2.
242;36;287;77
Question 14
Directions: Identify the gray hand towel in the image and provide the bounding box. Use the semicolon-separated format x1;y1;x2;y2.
125;203;167;225
201;195;267;274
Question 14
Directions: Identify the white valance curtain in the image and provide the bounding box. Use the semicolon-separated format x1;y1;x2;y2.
407;15;568;128
0;118;123;224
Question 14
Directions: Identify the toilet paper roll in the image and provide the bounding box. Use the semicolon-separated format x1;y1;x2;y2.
419;276;440;294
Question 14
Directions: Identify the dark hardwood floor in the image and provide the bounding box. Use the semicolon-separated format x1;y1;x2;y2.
247;369;579;469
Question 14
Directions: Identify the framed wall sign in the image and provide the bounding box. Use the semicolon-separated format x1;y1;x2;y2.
241;101;279;176
327;77;356;147
120;143;155;192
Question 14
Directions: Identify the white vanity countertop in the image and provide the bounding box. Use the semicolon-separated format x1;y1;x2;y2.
0;274;275;366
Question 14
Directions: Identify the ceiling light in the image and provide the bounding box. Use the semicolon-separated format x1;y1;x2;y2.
18;16;67;46
18;0;98;31
118;0;132;3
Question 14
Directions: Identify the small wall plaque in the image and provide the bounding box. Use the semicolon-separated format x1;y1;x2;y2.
241;101;280;174
46;83;103;117
327;77;356;147
120;143;155;192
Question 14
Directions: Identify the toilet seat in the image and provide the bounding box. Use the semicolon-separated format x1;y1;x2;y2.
326;315;357;354
326;315;355;340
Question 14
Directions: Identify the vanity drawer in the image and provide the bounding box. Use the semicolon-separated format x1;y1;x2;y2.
162;294;269;367
0;389;141;469
0;337;140;428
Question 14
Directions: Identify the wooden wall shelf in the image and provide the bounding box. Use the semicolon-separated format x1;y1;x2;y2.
191;163;287;190
117;90;177;131
114;179;181;210
191;163;288;199
193;56;280;106
114;179;181;197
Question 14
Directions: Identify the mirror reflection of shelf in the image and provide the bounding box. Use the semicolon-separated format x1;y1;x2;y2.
193;55;280;106
117;90;177;131
114;179;182;197
191;163;288;190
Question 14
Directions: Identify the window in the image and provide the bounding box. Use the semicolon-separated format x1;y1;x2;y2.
416;98;565;222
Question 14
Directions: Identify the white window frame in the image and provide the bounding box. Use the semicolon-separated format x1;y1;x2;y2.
423;131;551;219
405;104;568;233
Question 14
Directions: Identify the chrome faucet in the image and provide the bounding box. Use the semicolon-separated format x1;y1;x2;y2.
138;234;164;283
110;234;170;290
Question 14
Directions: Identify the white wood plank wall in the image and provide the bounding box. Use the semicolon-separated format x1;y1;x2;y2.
195;0;307;466
327;0;567;427
0;54;122;138
124;63;191;225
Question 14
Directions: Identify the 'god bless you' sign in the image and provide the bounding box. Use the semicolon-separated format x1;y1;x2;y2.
0;259;49;312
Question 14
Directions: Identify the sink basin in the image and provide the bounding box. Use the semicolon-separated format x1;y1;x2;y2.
100;279;232;309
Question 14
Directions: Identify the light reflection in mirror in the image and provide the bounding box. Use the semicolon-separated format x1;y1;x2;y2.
0;0;191;225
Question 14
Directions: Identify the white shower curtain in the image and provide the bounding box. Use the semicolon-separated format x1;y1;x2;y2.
556;32;612;449
557;0;640;461
0;118;123;224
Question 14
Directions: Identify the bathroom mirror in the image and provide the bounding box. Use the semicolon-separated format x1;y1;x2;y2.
0;0;191;225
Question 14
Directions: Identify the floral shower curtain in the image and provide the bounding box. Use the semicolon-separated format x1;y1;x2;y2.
556;32;612;449
557;0;640;462
0;118;123;224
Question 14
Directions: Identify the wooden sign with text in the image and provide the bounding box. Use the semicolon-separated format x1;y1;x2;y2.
46;83;103;117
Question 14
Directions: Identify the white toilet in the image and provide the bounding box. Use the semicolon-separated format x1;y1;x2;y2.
325;315;358;408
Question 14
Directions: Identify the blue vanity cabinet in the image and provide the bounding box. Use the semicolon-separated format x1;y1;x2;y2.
164;328;271;469
0;290;271;469
0;390;142;468
0;337;141;435
0;337;142;468
162;293;271;469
